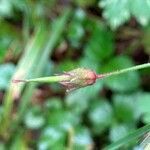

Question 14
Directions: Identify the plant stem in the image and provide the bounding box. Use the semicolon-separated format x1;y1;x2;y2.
67;127;74;150
13;75;70;83
14;63;150;84
97;63;150;79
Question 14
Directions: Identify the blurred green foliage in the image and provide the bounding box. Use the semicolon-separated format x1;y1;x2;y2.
101;56;140;92
0;0;150;150
0;63;15;90
100;0;150;29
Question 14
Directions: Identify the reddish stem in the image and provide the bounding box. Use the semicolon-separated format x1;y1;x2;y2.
96;74;108;79
12;79;26;83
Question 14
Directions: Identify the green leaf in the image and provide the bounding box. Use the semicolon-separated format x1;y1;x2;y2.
101;56;140;92
24;106;45;129
38;126;66;150
99;0;150;29
67;21;84;48
84;22;114;62
0;0;12;17
143;113;150;124
0;36;12;62
88;99;113;134
109;124;132;143
99;0;130;29
113;94;139;123
74;9;86;22
130;0;150;26
73;126;93;150
75;0;96;7
11;0;27;11
0;50;6;63
0;63;15;90
66;89;92;114
57;59;79;72
47;110;79;131
0;142;5;150
66;82;102;114
38;109;79;150
136;92;150;123
44;98;63;110
67;9;86;48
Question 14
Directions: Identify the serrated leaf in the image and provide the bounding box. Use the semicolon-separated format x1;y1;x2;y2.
99;0;130;29
99;0;150;29
130;0;150;26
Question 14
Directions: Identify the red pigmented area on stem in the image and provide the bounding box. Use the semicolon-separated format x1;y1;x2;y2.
12;79;26;83
96;74;107;79
85;70;97;85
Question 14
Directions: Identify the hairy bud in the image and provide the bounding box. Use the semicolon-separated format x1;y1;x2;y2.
60;68;97;92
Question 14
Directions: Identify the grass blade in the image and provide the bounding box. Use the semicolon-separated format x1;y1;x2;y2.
12;8;72;131
103;124;150;150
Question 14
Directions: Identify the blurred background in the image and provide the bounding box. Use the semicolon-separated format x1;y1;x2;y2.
0;0;150;149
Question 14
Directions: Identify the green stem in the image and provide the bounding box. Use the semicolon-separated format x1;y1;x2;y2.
97;63;150;79
14;63;150;84
13;75;69;83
